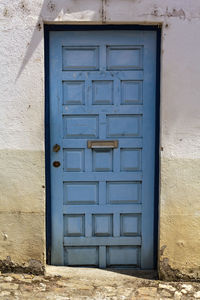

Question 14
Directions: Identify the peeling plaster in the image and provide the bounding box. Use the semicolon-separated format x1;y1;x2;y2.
0;256;44;275
159;257;200;282
102;0;106;23
147;7;186;20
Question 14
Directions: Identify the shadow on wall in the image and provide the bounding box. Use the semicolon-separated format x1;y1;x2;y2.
17;0;99;79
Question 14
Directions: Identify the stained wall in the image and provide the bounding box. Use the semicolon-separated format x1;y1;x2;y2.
0;0;200;279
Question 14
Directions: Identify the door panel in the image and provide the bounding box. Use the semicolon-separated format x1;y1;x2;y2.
50;30;157;268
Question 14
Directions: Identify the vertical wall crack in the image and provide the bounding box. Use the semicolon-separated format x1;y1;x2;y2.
102;0;106;23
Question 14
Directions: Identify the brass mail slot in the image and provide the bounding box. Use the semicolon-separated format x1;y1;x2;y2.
87;140;118;149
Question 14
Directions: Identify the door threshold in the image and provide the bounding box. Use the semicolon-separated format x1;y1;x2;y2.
46;265;157;280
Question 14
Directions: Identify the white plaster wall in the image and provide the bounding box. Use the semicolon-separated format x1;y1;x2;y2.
0;0;200;278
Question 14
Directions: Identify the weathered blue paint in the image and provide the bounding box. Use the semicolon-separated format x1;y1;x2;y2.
50;30;157;268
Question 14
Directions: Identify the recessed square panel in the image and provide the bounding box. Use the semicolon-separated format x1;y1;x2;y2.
64;247;98;266
92;214;113;236
64;214;85;236
120;148;141;171
92;81;113;105
107;115;142;137
62;46;99;70
93;149;113;172
107;246;140;267
63;149;84;172
107;182;141;204
63;115;98;138
64;182;98;205
63;81;85;105
107;46;143;70
120;214;141;236
121;81;143;105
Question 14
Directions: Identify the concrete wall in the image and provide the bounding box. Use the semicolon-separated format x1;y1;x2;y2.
0;0;200;279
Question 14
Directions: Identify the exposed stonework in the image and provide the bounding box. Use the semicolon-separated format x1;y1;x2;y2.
0;257;44;275
159;257;200;282
0;267;200;299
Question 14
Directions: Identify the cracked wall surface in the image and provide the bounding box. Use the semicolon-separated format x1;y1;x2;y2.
0;0;200;278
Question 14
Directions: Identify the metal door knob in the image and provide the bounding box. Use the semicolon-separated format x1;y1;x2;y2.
53;161;60;167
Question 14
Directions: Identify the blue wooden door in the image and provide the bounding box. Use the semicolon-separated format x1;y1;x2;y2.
50;30;157;268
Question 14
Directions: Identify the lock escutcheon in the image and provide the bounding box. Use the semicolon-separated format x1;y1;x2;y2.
53;144;60;152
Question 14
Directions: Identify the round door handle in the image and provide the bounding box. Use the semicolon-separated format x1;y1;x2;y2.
53;161;61;167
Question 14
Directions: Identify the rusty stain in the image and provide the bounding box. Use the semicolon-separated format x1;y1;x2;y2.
47;1;56;12
19;1;30;13
21;3;25;9
3;8;9;17
153;9;158;17
37;23;42;31
102;0;106;23
34;58;41;63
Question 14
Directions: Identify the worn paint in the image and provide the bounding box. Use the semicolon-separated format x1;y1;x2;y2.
0;212;44;274
50;30;157;268
0;0;200;279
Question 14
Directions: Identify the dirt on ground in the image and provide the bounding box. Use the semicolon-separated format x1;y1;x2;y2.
0;266;200;299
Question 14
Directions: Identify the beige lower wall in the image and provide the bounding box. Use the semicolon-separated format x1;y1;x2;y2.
0;212;45;274
0;150;45;273
0;150;45;212
159;158;200;280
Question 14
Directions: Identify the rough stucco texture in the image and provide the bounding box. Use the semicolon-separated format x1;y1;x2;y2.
0;0;200;279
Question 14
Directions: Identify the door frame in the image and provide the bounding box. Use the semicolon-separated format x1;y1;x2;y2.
44;24;161;268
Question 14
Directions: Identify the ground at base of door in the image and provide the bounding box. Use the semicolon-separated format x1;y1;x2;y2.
0;266;200;299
